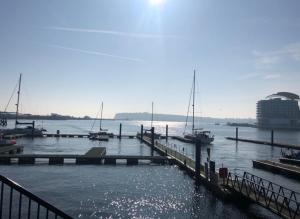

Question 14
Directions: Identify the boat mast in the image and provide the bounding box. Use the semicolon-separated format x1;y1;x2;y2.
192;70;195;134
99;102;103;131
151;102;154;128
15;73;22;128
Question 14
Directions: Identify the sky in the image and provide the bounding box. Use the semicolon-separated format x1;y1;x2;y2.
0;0;300;119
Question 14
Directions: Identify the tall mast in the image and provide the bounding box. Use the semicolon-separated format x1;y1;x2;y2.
99;102;103;131
15;73;22;128
192;70;195;133
151;102;154;128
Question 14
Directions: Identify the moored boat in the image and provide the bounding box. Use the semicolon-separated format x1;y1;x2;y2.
89;102;111;141
183;70;214;144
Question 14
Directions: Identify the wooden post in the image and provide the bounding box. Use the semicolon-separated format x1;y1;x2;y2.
235;127;238;140
271;130;274;145
119;123;122;140
195;140;201;182
140;125;143;142
166;124;168;142
151;127;154;156
32;121;35;138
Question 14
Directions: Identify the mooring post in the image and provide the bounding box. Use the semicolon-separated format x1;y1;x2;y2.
119;123;122;140
271;130;274;145
235;127;238;140
32;121;35;138
166;124;168;142
140;125;144;142
151;127;155;156
195;140;201;182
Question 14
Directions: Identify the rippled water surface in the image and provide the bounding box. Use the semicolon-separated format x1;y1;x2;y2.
1;119;299;218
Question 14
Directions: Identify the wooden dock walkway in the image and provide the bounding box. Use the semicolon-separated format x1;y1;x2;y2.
43;133;139;139
226;137;300;150
3;134;26;139
171;136;194;143
0;153;172;165
84;147;106;157
280;158;300;167
253;160;300;181
43;133;89;138
137;134;220;186
0;145;23;154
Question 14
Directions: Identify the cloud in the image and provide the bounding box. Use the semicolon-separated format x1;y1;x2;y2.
264;73;281;80
44;26;181;39
48;44;144;62
239;72;260;80
240;72;281;80
253;42;300;66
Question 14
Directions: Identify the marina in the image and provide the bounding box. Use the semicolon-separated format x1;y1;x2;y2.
1;119;300;218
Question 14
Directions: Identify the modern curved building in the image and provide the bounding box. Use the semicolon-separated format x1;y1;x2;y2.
256;92;300;129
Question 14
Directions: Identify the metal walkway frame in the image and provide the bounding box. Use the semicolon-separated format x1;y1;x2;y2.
0;175;72;219
225;171;300;219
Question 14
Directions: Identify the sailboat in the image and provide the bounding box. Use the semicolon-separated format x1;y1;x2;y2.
89;102;110;141
183;70;214;144
143;102;161;139
0;74;45;137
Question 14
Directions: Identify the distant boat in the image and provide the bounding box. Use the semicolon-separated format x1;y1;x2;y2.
0;74;45;137
143;102;161;139
281;149;300;160
89;102;110;141
183;70;214;144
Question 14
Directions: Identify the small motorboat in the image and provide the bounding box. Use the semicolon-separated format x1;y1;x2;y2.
281;149;300;160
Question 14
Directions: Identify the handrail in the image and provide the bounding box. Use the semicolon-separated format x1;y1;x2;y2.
227;172;300;199
0;174;72;219
226;171;300;219
227;174;299;204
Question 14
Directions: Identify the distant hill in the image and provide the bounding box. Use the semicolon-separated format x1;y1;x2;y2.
114;112;255;123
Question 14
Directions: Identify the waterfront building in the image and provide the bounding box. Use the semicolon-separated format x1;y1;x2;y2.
256;92;300;129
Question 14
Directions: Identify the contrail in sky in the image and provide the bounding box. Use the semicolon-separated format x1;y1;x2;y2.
48;44;144;63
44;26;181;39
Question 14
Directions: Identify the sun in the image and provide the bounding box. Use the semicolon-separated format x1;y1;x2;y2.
149;0;165;6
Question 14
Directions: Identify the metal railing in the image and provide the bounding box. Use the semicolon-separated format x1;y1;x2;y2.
0;175;72;219
226;171;300;219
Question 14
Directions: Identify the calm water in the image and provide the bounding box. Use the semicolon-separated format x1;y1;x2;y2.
1;119;300;218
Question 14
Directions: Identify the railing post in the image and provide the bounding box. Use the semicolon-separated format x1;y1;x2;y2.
151;127;154;156
9;187;13;219
236;127;238;140
195;140;201;183
271;130;274;145
119;123;122;140
0;182;3;219
32;121;35;138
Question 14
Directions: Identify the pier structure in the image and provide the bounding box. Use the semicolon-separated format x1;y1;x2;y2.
225;171;300;219
0;154;170;165
253;160;300;181
280;158;300;167
137;126;300;219
227;128;300;150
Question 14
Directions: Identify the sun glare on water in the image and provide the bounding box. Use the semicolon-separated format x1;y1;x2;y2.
149;0;165;6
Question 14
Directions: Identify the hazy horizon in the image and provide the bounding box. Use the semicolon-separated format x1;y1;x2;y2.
1;0;299;118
